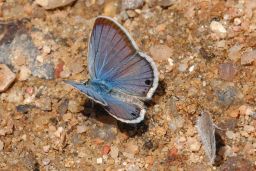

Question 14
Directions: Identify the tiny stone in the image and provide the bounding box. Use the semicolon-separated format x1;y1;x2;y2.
60;69;71;78
224;146;236;158
127;10;137;17
0;64;16;93
77;125;87;134
35;0;76;9
121;0;144;10
102;144;111;155
243;125;255;133
189;65;195;72
36;55;44;63
210;21;227;38
69;62;84;74
234;18;241;26
150;45;173;62
68;100;83;113
54;127;64;138
228;44;242;61
158;0;175;7
96;157;103;164
179;136;186;143
125;141;139;155
0;140;4;151
178;63;188;72
42;45;51;54
219;63;237;81
110;146;119;159
229;109;239;118
42;158;51;166
6;89;24;103
16;105;34;114
35;97;52;111
58;99;69;115
18;66;31;81
43;145;50;153
241;49;256;65
63;113;72;121
239;105;253;116
189;140;201;152
226;130;236;139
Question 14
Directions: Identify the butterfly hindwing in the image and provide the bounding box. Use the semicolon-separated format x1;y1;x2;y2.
101;93;145;123
88;16;158;99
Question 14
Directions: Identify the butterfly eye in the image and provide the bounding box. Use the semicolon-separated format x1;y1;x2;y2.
145;80;151;85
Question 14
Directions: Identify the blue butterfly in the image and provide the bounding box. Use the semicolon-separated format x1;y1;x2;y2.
65;16;159;123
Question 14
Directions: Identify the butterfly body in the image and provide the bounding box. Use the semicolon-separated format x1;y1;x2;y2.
88;79;112;94
65;16;159;123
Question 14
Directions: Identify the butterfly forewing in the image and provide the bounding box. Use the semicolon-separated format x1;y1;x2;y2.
64;80;107;106
88;16;158;99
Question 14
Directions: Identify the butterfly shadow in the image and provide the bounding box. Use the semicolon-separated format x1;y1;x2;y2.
82;100;149;137
213;131;226;166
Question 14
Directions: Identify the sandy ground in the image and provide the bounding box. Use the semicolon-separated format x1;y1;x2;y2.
0;0;255;170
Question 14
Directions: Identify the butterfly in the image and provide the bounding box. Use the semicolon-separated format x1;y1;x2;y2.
196;112;216;164
65;16;159;123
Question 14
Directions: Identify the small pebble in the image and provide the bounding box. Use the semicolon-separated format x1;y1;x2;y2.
0;140;4;151
228;44;242;61
35;97;52;111
229;109;239;118
6;89;24;103
102;144;111;155
110;146;119;159
150;45;173;62
189;140;201;152
43;145;50;153
239;105;253;116
35;0;76;9
58;99;69;115
96;157;103;164
178;63;188;72
63;113;72;121
210;21;227;38
234;18;241;26
42;45;51;54
241;49;256;65
18;66;31;81
77;125;87;134
54;127;64;138
243;125;255;133
226;130;236;139
68;100;83;113
218;63;237;81
158;0;175;7
121;0;144;10
42;158;51;166
125;141;139;155
0;64;16;93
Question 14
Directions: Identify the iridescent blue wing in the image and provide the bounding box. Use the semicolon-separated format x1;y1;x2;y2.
101;93;145;123
88;16;158;99
64;80;107;106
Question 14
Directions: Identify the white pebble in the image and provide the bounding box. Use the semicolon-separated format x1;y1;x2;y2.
210;21;227;37
234;18;241;26
96;157;103;164
189;65;195;72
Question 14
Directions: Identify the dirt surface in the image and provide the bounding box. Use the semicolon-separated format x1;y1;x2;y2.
0;0;256;170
